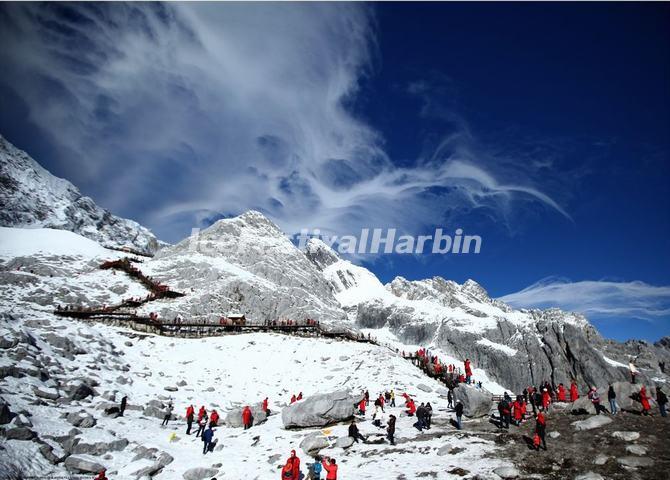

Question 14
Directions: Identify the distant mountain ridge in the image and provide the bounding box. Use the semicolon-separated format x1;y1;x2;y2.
0;135;160;255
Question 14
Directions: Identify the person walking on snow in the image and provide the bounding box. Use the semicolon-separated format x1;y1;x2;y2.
447;388;454;409
242;405;253;430
263;397;270;415
94;469;108;480
119;396;127;417
290;394;297;404
390;389;396;407
161;403;173;426
358;398;366;415
387;414;396;445
197;405;206;422
542;388;551;411
202;425;214;454
464;359;473;384
455;400;464;430
209;409;219;427
195;412;208;438
406;398;416;416
186;404;195;434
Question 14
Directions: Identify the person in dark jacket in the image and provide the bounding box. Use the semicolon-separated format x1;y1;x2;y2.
607;384;619;415
657;387;668;417
425;402;433;429
348;420;365;443
455;400;464;430
119;396;127;417
202;426;214;454
447;389;453;408
161;403;173;426
387;414;396;445
415;403;427;431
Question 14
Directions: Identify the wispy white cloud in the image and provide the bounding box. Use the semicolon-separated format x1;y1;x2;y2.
499;277;670;321
0;3;572;242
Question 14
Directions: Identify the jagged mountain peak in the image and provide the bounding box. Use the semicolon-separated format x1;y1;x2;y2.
304;238;340;270
0;134;160;255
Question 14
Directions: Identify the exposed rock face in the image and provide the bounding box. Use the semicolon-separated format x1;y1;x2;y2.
143;211;347;324
572;415;613;431
306;242;670;392
452;385;492;418
0;135;160;255
282;390;360;428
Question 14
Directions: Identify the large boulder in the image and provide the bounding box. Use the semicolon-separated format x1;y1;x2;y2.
299;432;330;455
66;411;96;428
452;385;492;418
5;427;36;440
224;404;267;428
33;386;60;400
0;401;12;424
69;383;95;401
282;390;361;428
72;438;129;455
64;456;105;474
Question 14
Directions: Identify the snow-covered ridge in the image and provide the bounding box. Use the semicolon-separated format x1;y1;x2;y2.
0;135;161;255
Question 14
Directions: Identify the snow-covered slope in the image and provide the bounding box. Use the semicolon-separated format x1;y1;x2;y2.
0;233;511;478
0;135;160;255
305;239;670;392
136;212;347;324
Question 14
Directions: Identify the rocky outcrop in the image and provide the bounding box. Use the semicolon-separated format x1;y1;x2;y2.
64;456;105;474
0;135;160;254
282;390;361;428
299;432;330;454
183;467;219;480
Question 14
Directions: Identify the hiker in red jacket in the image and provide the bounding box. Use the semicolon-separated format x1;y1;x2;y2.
281;450;300;480
185;405;195;435
197;406;206;422
242;405;253;429
557;384;566;402
639;386;651;415
570;381;579;402
535;411;547;450
209;410;219;427
542;388;551;410
512;397;525;425
94;469;108;480
321;456;338;479
464;359;473;383
290;394;297;404
263;397;269;414
358;398;366;415
297;392;303;401
406;398;416;416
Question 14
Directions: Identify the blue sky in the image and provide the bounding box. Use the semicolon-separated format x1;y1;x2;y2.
1;3;668;341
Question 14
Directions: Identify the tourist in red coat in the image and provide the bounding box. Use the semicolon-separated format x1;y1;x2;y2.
557;384;566;402
570;381;579;402
639;386;651;415
358;398;366;415
242;405;253;429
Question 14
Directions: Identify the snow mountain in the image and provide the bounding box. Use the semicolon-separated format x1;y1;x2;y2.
304;239;670;392
0;135;160;255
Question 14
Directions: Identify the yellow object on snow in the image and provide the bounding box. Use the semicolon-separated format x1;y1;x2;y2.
321;428;332;436
168;432;177;442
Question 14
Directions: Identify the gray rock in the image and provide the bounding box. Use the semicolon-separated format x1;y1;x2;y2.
182;467;219;480
224;404;267;428
0;401;12;424
417;383;433;393
38;443;62;465
164;386;178;392
70;383;95;401
612;431;640;441
176;380;187;387
334;436;354;449
575;473;604;480
571;415;612;431
548;431;560;439
33;386;60;400
11;414;32;428
64;455;105;474
617;456;654;468
452;385;492;418
72;438;129;455
66;412;96;428
5;427;36;440
493;466;520;479
593;454;609;465
282;390;361;428
299;432;330;454
626;445;647;455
